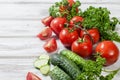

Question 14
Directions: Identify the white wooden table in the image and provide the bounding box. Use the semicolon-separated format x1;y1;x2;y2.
0;0;120;80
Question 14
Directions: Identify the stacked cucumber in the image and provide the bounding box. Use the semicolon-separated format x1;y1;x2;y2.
34;50;82;80
50;54;81;80
34;54;50;75
34;50;119;80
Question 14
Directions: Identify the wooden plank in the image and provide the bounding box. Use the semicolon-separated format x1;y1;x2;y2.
0;4;119;20
0;20;43;37
0;38;65;57
0;0;119;4
0;4;50;20
0;58;51;80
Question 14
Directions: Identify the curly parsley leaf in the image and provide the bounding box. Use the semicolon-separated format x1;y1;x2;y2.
81;6;120;42
76;56;106;80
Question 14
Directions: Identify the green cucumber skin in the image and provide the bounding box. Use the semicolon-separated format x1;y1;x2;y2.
60;50;86;68
49;66;72;80
50;54;81;79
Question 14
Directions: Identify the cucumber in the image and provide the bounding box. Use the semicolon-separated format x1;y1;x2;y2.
34;54;50;69
34;59;49;69
50;54;81;79
40;64;50;75
39;54;50;60
60;50;86;68
49;66;72;80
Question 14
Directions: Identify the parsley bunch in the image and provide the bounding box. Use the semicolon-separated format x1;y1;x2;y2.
76;56;120;80
81;6;120;42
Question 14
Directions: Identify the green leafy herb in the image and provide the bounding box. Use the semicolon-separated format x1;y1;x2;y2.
81;6;120;42
60;50;120;80
76;56;106;80
100;68;120;80
49;0;81;21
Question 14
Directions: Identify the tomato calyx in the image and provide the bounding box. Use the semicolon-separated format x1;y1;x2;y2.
65;22;94;44
81;33;94;45
77;38;84;43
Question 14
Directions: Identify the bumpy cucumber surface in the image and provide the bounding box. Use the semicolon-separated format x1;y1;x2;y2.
49;66;72;80
50;54;81;79
60;50;86;67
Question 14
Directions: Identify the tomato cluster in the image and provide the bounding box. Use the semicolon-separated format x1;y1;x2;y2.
37;0;119;66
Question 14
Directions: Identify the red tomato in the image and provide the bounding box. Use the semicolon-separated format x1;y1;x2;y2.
59;0;78;17
59;28;79;47
50;17;67;36
26;72;41;80
80;30;86;37
71;37;93;58
95;41;119;66
70;16;83;26
67;0;75;7
41;16;54;27
59;5;67;12
37;27;52;40
44;38;57;53
80;28;100;44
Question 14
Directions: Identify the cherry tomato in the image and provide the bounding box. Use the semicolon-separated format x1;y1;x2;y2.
59;0;78;17
59;28;79;47
44;38;57;53
67;0;78;12
37;27;52;40
41;16;54;27
80;28;100;44
95;41;119;66
71;36;93;58
50;17;67;36
67;0;75;7
27;72;41;80
60;0;74;11
59;5;67;12
70;16;83;26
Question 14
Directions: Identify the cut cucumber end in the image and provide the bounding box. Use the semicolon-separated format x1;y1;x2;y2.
40;64;50;75
39;54;50;60
34;59;49;69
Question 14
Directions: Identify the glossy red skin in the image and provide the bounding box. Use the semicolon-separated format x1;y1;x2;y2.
80;28;100;44
50;17;67;36
37;27;52;40
41;16;54;27
71;38;93;58
96;41;119;66
70;16;83;26
67;0;75;7
44;38;57;53
59;28;79;47
26;72;41;80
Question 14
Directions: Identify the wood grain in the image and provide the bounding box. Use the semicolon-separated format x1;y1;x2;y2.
0;3;119;20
